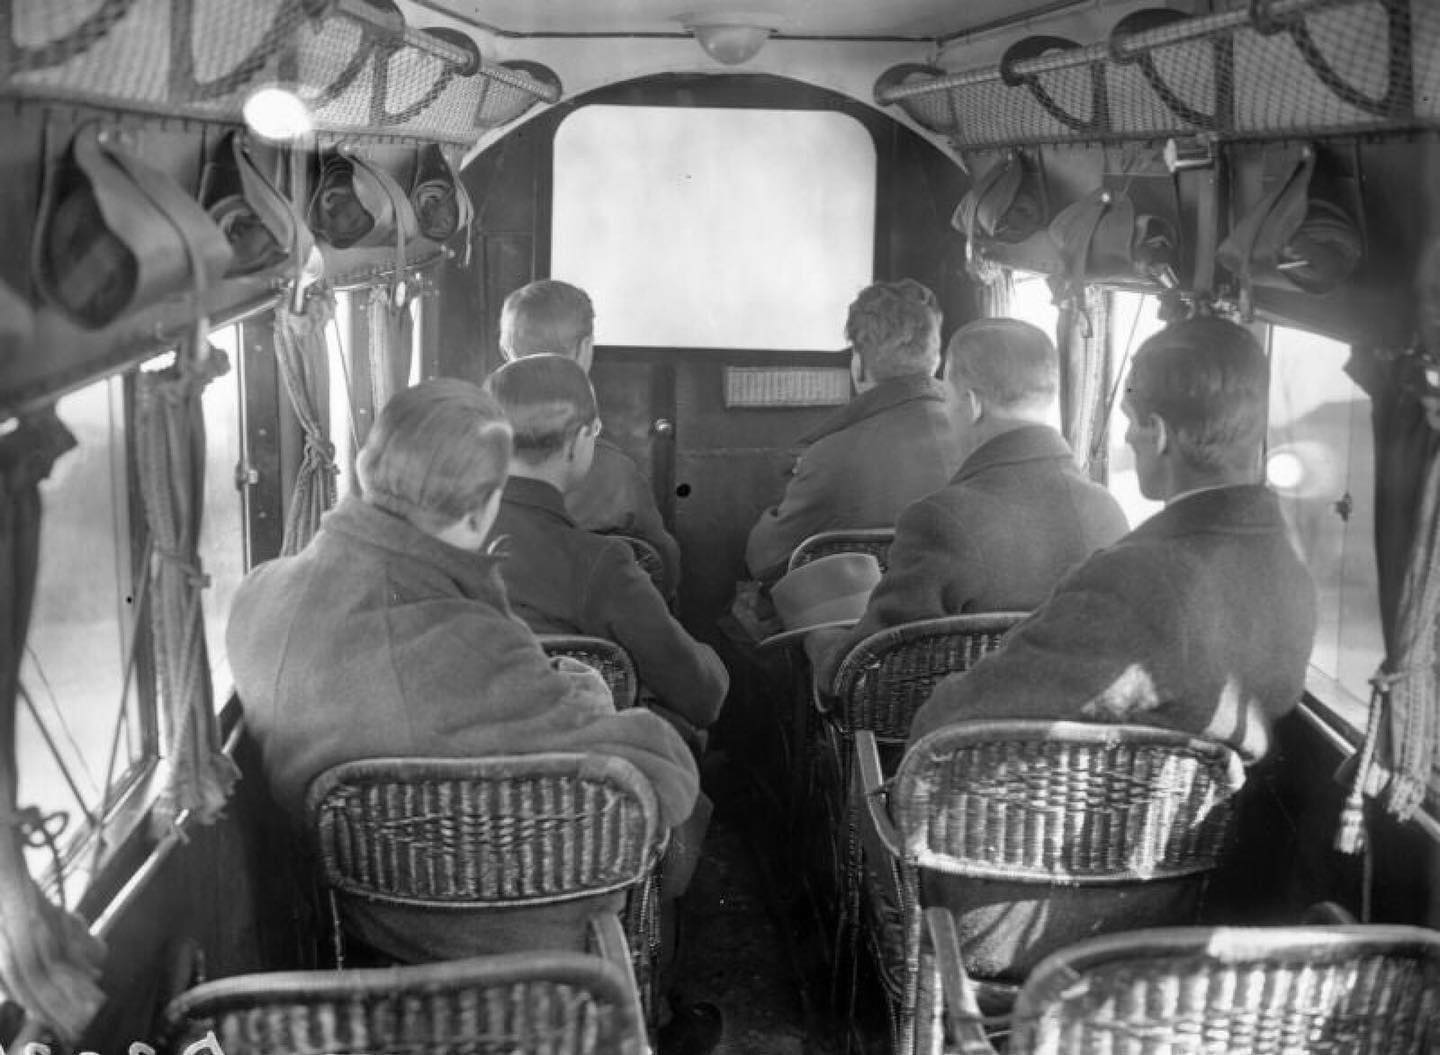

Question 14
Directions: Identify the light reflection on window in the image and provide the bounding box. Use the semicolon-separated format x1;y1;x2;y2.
1268;327;1381;729
198;326;247;710
18;377;142;883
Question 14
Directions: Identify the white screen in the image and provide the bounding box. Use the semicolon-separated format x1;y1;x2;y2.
551;105;877;351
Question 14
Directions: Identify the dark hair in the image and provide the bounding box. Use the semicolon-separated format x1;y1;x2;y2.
1126;316;1269;473
356;379;511;531
844;279;942;380
484;354;598;463
499;280;595;360
945;317;1058;406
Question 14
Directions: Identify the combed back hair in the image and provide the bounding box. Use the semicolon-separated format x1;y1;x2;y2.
1127;316;1269;473
945;317;1058;407
484;354;599;463
356;379;512;532
499;280;595;359
845;279;942;381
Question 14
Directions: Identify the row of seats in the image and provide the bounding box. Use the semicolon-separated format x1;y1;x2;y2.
779;530;1440;1055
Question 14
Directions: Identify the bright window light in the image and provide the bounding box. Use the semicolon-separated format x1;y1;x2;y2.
243;86;313;141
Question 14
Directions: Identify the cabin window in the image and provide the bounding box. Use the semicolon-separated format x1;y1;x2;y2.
1009;272;1061;348
1102;292;1167;527
198;324;249;709
1267;326;1381;729
17;377;146;881
551;105;877;351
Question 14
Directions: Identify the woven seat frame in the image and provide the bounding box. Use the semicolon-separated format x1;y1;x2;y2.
607;533;668;596
819;614;1024;1027
926;916;1440;1055
860;721;1246;1055
165;950;646;1055
539;635;640;709
830;613;1026;744
787;527;896;574
306;755;665;1020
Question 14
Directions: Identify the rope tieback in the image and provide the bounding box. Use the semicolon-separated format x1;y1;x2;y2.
153;547;211;590
2;806;71;909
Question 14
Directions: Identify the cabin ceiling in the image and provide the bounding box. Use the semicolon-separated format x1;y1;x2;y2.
414;0;1094;39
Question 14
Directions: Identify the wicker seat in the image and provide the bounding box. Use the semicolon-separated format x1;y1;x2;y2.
165;941;647;1055
539;634;640;709
787;527;896;574
812;614;1024;1006
927;909;1440;1055
305;754;666;1021
857;721;1246;1055
599;532;668;596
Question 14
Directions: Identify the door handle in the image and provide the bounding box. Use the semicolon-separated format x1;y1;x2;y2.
651;417;674;436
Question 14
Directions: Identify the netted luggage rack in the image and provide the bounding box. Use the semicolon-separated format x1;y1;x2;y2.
0;0;561;144
876;0;1439;151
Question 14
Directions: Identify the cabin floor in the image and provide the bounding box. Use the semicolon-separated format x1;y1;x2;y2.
674;750;890;1055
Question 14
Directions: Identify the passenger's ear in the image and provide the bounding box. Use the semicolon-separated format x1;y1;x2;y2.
966;388;983;423
1152;414;1169;455
576;334;595;373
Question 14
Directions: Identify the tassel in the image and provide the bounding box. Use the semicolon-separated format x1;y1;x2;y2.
1335;784;1367;853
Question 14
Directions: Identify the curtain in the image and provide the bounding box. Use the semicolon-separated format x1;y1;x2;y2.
1057;288;1108;478
274;295;339;556
365;285;414;419
1336;237;1440;851
135;342;239;835
0;410;105;1042
979;268;1015;318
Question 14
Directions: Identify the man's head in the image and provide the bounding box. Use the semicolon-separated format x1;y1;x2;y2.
499;280;596;371
484;354;602;493
1122;316;1269;501
845;279;942;390
356;379;512;550
944;318;1059;449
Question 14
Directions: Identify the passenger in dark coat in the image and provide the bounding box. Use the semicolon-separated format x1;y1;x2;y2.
744;280;965;581
811;319;1128;688
501;279;682;597
912;316;1317;762
485;355;729;736
226;380;698;963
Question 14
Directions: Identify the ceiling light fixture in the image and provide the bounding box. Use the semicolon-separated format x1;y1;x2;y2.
242;86;314;141
681;14;776;65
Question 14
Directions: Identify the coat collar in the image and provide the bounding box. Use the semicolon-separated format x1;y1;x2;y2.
501;475;574;527
321;496;507;601
1132;484;1285;540
953;424;1075;485
798;374;950;446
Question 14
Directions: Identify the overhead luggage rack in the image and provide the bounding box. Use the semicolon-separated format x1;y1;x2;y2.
0;0;561;144
876;0;1440;150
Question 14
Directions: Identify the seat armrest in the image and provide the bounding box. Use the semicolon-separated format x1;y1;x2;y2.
587;911;648;1041
855;730;903;859
925;907;999;1055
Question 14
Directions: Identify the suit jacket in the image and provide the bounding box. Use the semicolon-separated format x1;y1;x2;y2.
910;484;1317;763
567;437;681;597
494;476;729;730
818;425;1128;687
227;497;699;961
745;374;964;579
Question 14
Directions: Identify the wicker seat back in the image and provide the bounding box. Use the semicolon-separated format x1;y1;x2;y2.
165;952;646;1055
1010;924;1440;1054
539;635;640;709
832;613;1025;742
787;527;895;573
307;754;663;909
895;720;1245;882
610;533;667;594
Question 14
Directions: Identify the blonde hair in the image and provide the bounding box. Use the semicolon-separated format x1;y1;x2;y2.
499;280;595;360
356;379;512;532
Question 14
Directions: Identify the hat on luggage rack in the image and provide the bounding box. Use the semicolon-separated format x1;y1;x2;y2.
759;552;882;649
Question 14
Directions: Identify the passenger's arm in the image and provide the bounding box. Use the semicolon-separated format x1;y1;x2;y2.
815;498;981;690
909;550;1175;743
588;546;729;729
744;448;833;580
408;604;701;827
